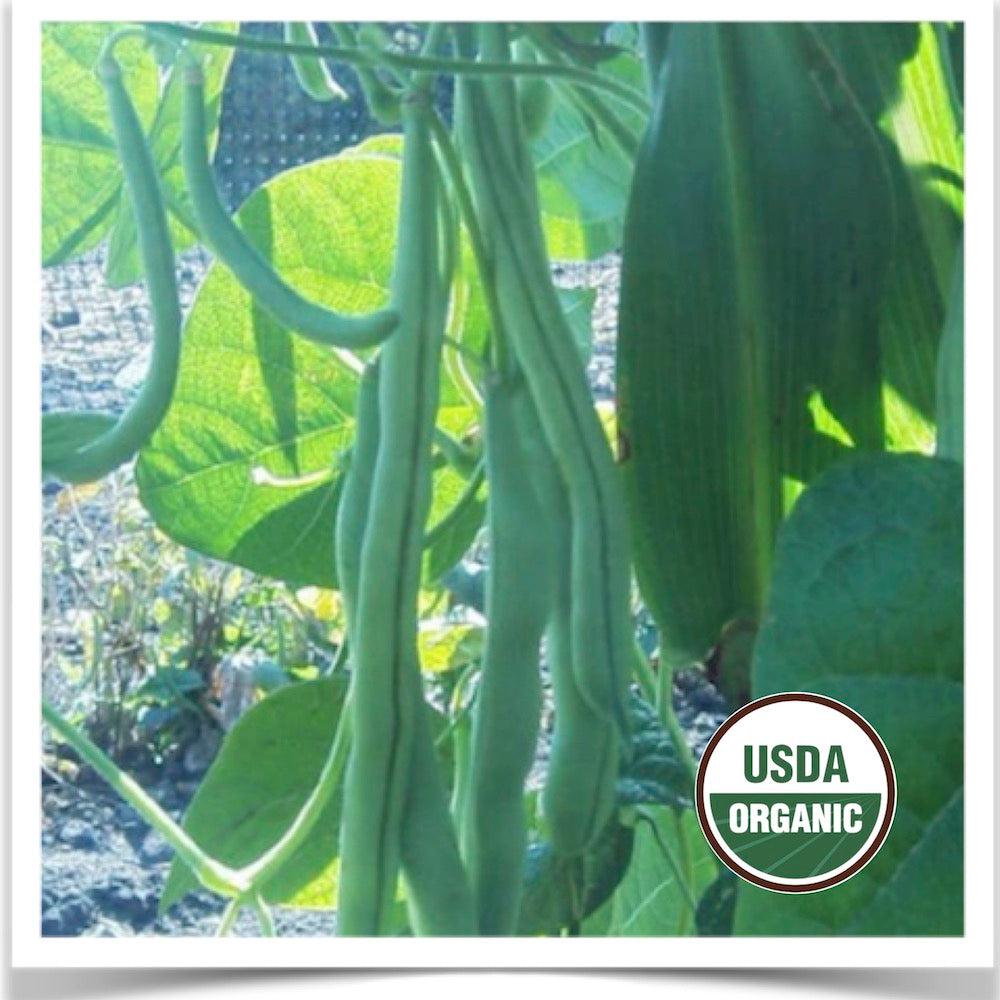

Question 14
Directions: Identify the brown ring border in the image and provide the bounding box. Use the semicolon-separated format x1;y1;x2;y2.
695;691;897;894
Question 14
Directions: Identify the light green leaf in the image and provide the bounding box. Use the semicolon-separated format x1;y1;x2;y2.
416;620;485;675
137;142;401;588
735;453;963;935
530;50;646;260
42;24;158;265
160;675;348;913
41;23;235;274
104;26;236;286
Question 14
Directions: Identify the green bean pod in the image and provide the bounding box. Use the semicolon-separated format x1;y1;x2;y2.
455;27;632;738
41;54;182;485
283;22;347;102
462;375;551;934
399;662;476;936
509;389;618;858
334;359;381;637
180;60;398;349
336;93;451;936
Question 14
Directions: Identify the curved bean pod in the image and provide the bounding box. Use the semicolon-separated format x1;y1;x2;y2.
283;22;347;102
180;61;399;349
510;388;618;858
462;375;551;933
337;93;461;935
399;662;476;936
455;27;632;738
334;359;380;636
41;53;182;485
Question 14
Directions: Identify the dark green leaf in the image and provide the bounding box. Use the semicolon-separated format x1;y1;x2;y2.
42;411;117;473
618;24;895;672
518;819;635;935
616;691;692;810
695;867;738;936
734;453;963;935
816;23;963;429
935;242;963;462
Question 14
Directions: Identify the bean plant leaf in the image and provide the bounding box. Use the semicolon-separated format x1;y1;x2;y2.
159;675;348;913
41;412;117;474
617;24;895;680
136;143;401;588
529;46;646;261
935;242;963;462
583;808;717;936
694;867;738;936
817;22;963;428
734;453;963;935
616;691;692;810
42;24;157;265
104;28;236;286
41;22;235;275
518;820;635;935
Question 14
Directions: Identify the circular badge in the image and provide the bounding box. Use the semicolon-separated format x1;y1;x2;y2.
696;693;896;893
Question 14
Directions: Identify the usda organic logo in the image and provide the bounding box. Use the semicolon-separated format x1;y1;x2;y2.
695;693;896;893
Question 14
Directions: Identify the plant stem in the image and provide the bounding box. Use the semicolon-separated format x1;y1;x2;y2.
630;637;657;703
142;23;650;114
433;425;479;477
251;893;276;936
215;898;242;936
42;700;249;899
652;649;699;795
638;807;699;920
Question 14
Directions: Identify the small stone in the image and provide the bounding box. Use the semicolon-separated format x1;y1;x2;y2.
42;894;95;936
91;876;158;925
84;917;136;937
49;309;80;328
138;830;174;867
183;727;221;776
59;818;98;851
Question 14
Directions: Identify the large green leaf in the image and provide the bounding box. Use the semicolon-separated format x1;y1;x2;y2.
734;453;963;935
518;820;636;935
42;24;157;265
160;675;348;913
584;808;717;936
935;242;963;462
104;27;236;286
617;24;894;679
817;23;963;426
137;143;401;587
41;22;234;274
529;47;646;260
